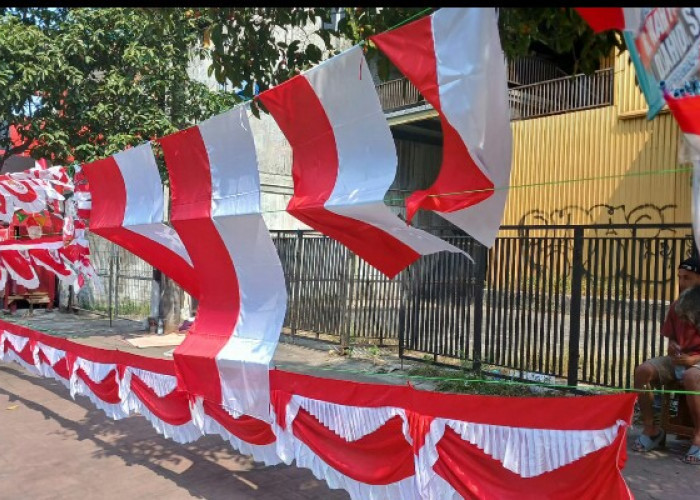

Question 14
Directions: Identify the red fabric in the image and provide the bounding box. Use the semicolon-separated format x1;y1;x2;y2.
1;320;175;375
0;235;62;248
130;374;192;426
370;16;494;222
2;250;38;282
159;127;240;406
93;227;199;298
81;157;125;229
2;320;636;498
36;348;70;380
259;76;421;278
4;338;35;365
574;8;626;33
203;399;276;445
83;158;199;298
433;426;630;500
76;368;121;404
0;179;40;203
29;248;73;278
292;409;415;485
661;300;700;355
270;370;636;430
666;95;700;135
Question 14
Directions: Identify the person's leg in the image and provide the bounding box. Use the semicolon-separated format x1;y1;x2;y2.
634;360;662;437
682;366;700;447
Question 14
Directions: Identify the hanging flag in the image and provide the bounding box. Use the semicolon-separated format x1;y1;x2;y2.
82;144;199;298
665;95;700;253
573;8;642;33
72;164;92;221
371;8;513;248
160;106;287;421
259;45;465;278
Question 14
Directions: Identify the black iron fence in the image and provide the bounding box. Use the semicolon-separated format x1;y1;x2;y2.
63;234;152;322
271;224;695;389
60;225;694;390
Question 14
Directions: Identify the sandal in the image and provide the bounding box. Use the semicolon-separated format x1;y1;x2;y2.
683;445;700;464
632;429;666;452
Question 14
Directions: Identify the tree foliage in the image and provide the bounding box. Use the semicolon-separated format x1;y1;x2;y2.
0;8;236;170
0;7;624;168
187;7;624;101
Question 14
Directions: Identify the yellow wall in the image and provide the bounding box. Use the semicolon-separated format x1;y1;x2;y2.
501;50;690;231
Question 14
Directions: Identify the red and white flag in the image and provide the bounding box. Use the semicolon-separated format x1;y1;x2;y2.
260;45;465;278
665;96;700;254
371;8;513;249
160;107;287;421
83;144;199;298
574;8;642;33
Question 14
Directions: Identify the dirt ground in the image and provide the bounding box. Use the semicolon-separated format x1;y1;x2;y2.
1;309;700;499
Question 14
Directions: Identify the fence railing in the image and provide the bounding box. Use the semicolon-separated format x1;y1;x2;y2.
271;224;695;389
508;68;614;120
67;225;695;390
375;68;615;121
507;55;569;86
67;233;152;322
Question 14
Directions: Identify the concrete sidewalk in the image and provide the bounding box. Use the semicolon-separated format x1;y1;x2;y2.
2;310;700;498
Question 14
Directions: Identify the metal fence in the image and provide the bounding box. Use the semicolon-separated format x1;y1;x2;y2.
65;225;695;390
375;68;615;121
69;233;152;321
271;224;695;389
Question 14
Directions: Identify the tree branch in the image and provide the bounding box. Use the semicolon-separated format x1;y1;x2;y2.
0;136;33;170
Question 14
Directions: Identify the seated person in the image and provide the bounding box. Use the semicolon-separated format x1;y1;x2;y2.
632;256;700;464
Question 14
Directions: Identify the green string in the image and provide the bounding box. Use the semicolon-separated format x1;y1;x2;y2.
273;362;700;396
381;7;434;34
418;166;694;200
155;165;692;215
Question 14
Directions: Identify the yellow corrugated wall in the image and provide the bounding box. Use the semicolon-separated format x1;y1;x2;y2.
501;49;689;230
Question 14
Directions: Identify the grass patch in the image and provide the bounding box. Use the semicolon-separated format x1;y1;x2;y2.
406;363;570;397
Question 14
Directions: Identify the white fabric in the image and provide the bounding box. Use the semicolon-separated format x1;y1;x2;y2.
417;418;627;479
111;143;192;266
190;397;282;465
31;249;76;282
622;8;643;31
113;144;165;225
37;358;72;390
35;342;66;367
197;108;288;422
686;134;700;255
0;240;65;251
304;46;465;260
0;330;7;361
430;8;512;248
127;367;178;398
4;331;29;353
2;251;39;289
74;358;116;383
292;394;407;442
70;374;129;420
2;347;40;375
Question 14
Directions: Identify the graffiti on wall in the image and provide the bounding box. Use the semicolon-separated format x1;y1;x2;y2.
513;204;694;286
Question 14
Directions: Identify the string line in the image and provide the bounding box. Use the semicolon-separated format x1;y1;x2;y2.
273;363;700;396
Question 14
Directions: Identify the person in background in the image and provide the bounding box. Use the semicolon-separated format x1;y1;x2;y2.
632;256;700;464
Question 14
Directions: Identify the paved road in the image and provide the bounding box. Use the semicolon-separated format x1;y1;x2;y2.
0;363;349;500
